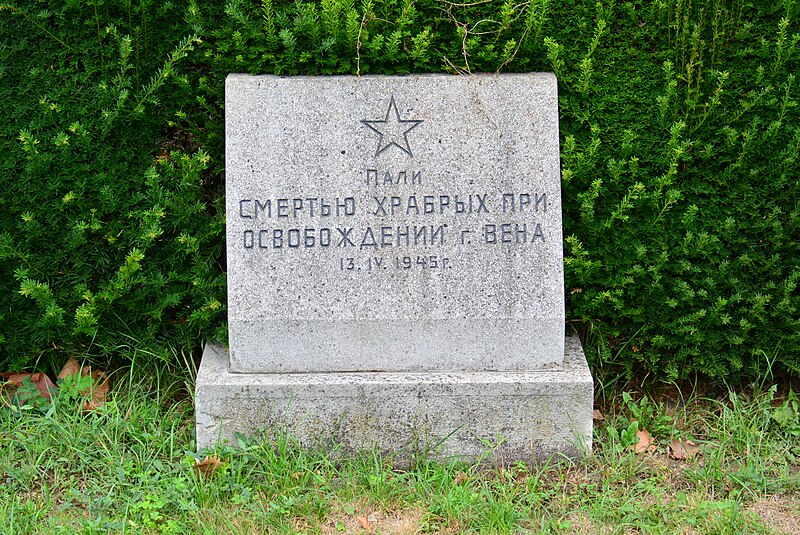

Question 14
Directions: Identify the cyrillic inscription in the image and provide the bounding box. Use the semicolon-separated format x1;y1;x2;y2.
366;169;423;186
239;197;356;219
238;187;549;270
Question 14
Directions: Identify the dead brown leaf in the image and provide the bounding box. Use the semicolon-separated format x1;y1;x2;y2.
357;515;372;531
632;428;657;454
57;357;83;380
54;357;110;411
2;360;109;411
30;373;56;400
82;370;110;411
593;409;605;421
5;372;28;384
2;372;57;401
668;439;699;460
1;373;20;405
195;455;222;477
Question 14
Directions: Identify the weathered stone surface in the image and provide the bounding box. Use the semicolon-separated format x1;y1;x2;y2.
225;73;565;373
196;336;593;461
195;73;594;459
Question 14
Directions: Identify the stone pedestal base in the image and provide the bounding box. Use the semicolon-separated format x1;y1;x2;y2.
195;336;593;462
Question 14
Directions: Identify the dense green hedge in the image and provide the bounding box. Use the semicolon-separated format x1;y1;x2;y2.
1;0;798;381
0;1;226;369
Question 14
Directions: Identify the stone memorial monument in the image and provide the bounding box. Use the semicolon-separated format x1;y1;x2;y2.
195;73;593;460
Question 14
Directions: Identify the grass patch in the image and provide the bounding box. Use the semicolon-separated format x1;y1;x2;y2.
2;371;798;533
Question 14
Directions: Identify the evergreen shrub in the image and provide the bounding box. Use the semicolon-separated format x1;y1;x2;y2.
192;0;800;380
553;0;800;380
0;1;225;369
1;0;798;382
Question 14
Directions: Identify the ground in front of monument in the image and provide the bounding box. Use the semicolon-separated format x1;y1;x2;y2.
196;73;593;461
6;374;797;533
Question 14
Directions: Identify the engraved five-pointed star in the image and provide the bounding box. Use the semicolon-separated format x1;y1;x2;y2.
361;96;423;157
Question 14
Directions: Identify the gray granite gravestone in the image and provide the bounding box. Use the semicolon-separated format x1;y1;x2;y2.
195;74;593;460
